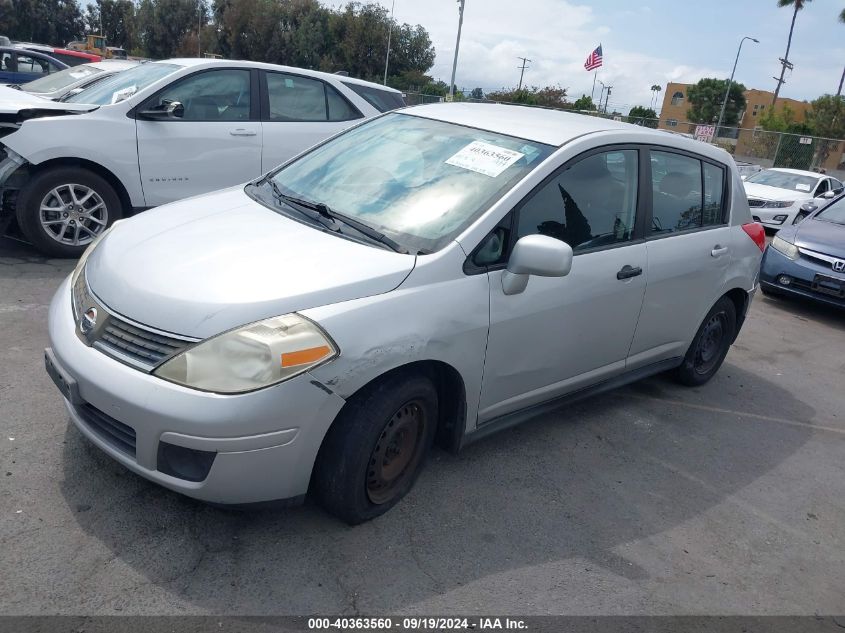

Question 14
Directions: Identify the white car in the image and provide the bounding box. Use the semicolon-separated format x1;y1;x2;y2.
743;167;844;230
0;59;139;101
0;58;404;256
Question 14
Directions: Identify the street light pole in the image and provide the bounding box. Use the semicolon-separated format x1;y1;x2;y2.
383;0;396;86
716;36;759;136
448;0;465;100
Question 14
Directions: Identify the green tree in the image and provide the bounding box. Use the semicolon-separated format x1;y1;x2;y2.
136;0;205;59
469;87;484;100
572;94;595;111
0;0;85;46
84;0;138;50
628;105;658;128
686;78;746;125
487;85;567;109
773;0;812;106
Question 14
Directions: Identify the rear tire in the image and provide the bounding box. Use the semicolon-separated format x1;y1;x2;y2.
312;371;438;524
675;297;736;387
16;167;123;258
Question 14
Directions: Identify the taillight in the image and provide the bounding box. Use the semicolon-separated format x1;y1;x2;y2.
742;222;766;252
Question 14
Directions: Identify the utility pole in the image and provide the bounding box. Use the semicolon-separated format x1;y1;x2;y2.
598;80;607;112
837;65;845;97
197;0;202;57
772;57;794;107
383;0;396;85
448;0;465;101
517;57;531;91
603;85;612;114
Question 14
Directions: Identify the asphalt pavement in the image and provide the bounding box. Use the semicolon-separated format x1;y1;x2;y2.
1;235;844;616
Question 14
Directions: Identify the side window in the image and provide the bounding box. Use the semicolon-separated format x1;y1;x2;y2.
515;149;639;252
152;69;251;121
650;151;703;233
832;179;844;194
815;179;830;196
702;162;726;225
16;54;50;75
326;84;362;121
267;73;327;121
0;52;13;71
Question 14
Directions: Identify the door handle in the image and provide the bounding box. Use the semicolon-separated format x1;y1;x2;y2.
229;128;257;136
711;245;729;257
616;265;643;280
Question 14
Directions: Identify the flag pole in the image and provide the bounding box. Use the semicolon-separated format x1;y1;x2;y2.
591;70;597;104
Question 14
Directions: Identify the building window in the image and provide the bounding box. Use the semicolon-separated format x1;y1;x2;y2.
667;119;678;127
670;91;684;106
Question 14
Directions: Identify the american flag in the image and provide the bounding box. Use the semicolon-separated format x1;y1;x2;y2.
584;45;603;71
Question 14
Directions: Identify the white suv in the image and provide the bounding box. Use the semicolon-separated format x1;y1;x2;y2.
0;58;404;256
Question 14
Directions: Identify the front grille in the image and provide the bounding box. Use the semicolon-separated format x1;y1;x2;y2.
747;199;766;208
96;316;189;367
74;401;137;458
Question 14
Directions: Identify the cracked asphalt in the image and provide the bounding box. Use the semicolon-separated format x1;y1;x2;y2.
1;235;844;616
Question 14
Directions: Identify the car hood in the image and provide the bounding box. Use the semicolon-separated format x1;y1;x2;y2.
792;217;845;256
743;182;809;202
85;187;416;339
0;85;48;106
0;90;98;123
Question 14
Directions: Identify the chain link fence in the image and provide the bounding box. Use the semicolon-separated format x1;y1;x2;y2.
399;92;845;181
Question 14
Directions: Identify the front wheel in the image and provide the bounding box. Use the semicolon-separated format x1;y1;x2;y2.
312;372;438;524
675;297;737;387
16;167;123;258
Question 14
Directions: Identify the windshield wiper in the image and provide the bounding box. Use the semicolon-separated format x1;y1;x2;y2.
264;180;409;254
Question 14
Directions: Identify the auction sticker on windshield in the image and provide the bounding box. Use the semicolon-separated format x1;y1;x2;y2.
446;141;524;177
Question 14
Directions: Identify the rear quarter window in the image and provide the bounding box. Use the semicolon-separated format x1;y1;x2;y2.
341;82;405;112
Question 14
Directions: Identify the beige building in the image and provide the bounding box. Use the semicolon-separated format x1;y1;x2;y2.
657;82;810;133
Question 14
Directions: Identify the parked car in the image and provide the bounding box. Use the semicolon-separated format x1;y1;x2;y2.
743;167;844;230
734;160;763;180
0;46;67;84
0;58;405;256
15;43;101;66
760;192;845;308
0;59;139;102
45;104;765;523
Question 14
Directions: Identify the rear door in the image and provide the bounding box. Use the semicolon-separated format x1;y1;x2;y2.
626;148;732;370
259;70;363;172
136;67;262;206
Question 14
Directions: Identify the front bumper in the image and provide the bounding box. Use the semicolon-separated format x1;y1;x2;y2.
749;206;800;230
760;246;845;309
47;276;347;504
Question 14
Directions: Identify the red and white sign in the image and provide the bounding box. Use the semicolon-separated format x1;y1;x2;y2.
694;124;716;143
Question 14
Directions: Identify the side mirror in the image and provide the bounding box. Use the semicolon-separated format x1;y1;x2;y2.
740;174;748;181
501;234;573;295
819;190;836;199
138;99;184;120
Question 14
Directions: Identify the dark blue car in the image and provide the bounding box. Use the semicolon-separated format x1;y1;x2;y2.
760;193;845;308
0;47;67;84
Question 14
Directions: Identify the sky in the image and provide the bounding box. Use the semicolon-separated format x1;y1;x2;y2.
323;0;845;114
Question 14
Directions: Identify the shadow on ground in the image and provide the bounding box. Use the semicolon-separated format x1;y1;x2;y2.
58;362;815;613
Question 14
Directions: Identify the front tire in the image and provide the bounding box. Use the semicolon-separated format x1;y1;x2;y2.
675;297;737;387
312;371;438;524
16;167;123;258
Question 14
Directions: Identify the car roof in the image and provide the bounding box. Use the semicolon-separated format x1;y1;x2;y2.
87;59;140;71
163;58;403;94
401;102;734;158
768;167;825;178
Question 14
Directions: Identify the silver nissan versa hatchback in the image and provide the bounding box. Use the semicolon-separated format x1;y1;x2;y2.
46;103;766;523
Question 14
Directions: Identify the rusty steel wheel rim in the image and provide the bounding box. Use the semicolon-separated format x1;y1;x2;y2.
366;399;427;505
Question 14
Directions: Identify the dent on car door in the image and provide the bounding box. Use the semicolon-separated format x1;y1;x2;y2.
477;148;648;424
136;68;262;207
260;71;363;172
626;150;732;370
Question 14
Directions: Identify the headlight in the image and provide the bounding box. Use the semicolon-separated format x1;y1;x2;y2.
70;221;122;288
762;200;794;208
154;314;338;394
771;235;799;260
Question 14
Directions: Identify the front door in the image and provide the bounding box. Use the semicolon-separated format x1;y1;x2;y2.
136;68;262;207
478;148;648;423
259;70;361;173
626;149;732;369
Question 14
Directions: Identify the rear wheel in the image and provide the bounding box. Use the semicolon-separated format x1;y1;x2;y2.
16;167;123;258
675;297;736;387
312;371;438;524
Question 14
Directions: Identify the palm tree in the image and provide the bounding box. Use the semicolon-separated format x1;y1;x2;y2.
650;84;662;109
838;8;845;96
772;0;813;106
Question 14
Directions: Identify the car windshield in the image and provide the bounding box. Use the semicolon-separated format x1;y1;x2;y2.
816;197;845;225
23;64;102;94
746;170;818;193
262;113;554;253
66;62;181;105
